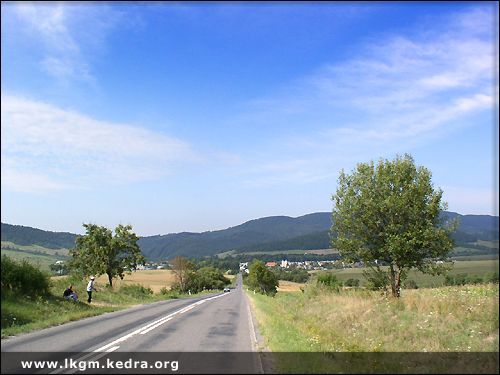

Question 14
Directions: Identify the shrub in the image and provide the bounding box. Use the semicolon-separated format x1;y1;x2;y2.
160;287;179;299
483;272;499;283
363;267;390;293
120;284;153;298
445;273;484;286
1;255;51;297
345;278;360;287
404;279;418;289
316;273;343;291
272;268;310;283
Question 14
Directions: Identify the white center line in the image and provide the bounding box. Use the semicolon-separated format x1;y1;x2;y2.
50;292;230;375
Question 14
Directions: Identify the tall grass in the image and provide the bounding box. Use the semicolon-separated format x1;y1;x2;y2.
248;283;498;353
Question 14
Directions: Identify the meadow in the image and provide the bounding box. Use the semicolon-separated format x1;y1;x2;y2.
247;283;499;373
314;259;499;288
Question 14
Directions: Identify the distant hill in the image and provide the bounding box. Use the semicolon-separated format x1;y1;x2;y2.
1;223;77;250
1;211;498;261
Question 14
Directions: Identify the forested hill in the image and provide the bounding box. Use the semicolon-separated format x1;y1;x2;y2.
1;223;77;249
1;211;498;260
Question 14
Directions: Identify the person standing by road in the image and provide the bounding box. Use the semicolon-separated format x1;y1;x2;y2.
87;276;98;303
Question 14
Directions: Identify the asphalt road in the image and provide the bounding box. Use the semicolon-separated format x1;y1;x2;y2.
1;274;264;374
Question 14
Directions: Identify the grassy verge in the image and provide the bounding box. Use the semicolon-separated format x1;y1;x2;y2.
246;283;498;372
1;275;211;338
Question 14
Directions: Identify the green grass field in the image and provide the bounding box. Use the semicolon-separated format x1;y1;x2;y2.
0;249;67;272
1;241;70;256
315;260;499;288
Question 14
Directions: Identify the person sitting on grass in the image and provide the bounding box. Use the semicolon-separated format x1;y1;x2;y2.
63;285;78;301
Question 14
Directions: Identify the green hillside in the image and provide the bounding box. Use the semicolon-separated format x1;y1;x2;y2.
2;211;498;261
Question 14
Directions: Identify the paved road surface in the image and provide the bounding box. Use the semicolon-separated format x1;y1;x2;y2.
1;274;264;373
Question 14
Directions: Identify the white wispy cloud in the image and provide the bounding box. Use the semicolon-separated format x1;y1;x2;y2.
239;7;497;187
1;95;196;192
10;3;124;82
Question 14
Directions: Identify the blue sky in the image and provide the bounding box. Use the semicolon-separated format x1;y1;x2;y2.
1;2;498;236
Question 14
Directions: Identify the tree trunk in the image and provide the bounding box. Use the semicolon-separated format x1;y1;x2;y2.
389;264;401;298
107;272;113;287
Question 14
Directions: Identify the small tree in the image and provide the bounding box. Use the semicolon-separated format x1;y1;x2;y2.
246;260;279;296
170;256;196;293
69;224;145;287
331;154;456;298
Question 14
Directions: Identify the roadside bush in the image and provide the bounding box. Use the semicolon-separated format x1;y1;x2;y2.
316;273;343;291
344;278;360;287
1;255;51;297
160;287;179;299
272;268;310;283
120;284;153;298
404;279;418;289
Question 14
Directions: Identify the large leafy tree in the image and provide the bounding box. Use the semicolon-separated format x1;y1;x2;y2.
331;154;456;298
70;224;145;287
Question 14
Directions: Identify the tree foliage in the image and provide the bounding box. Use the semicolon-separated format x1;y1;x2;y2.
170;257;230;293
245;260;279;296
69;224;145;287
331;154;456;297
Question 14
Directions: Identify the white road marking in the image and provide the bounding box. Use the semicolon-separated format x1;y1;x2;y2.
94;293;229;351
50;293;230;374
139;317;172;335
245;291;265;374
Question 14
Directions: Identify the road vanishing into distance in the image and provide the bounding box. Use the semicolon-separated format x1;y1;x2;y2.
1;274;264;374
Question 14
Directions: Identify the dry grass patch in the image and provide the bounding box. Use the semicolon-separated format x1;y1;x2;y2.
277;280;305;292
94;270;176;293
248;283;498;353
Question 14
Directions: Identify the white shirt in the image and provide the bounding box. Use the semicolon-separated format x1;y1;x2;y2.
87;280;95;292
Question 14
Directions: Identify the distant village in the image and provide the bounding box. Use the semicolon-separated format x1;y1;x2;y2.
238;259;366;273
52;258;369;274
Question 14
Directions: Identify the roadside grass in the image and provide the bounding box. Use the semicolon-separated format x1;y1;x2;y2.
1;271;215;338
246;283;498;372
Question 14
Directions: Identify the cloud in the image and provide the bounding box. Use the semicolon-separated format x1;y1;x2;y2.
9;3;125;82
238;7;497;186
1;95;196;192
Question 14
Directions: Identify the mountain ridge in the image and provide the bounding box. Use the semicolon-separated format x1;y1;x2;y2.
2;211;498;260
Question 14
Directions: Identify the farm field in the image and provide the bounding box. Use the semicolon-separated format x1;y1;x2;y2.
277;280;305;292
0;248;66;272
91;270;177;293
1;241;70;256
313;259;499;288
